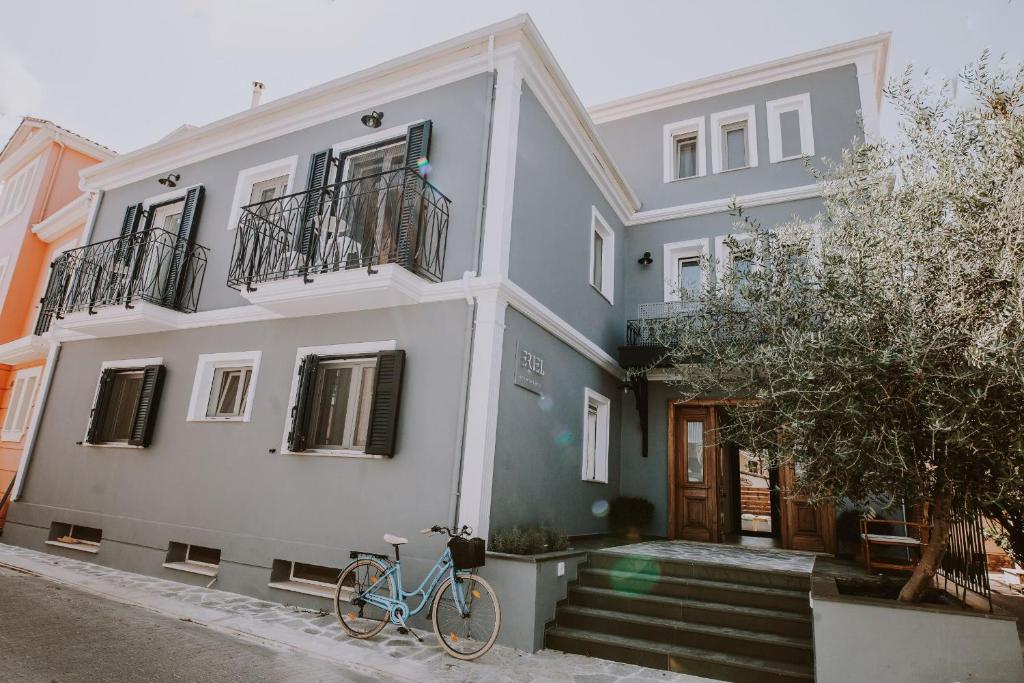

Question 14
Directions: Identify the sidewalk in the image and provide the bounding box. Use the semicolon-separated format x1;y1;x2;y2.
0;543;700;682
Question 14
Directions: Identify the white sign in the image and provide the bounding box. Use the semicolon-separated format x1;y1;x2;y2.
514;342;546;395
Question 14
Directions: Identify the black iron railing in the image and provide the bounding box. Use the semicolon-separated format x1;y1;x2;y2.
34;228;209;334
939;506;992;610
227;168;450;291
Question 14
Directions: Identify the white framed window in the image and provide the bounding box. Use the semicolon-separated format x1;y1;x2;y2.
767;93;814;163
83;357;164;448
662;238;711;303
226;156;298;230
581;388;610;483
710;105;758;173
1;366;42;442
663;117;706;182
281;340;397;458
715;234;761;303
46;521;102;553
0;157;41;226
186;351;261;422
163;541;221;576
589;207;614;303
0;255;11;309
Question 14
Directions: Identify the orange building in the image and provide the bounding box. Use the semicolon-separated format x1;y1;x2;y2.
0;118;114;527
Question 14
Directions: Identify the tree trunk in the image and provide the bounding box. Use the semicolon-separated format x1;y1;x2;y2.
898;491;953;602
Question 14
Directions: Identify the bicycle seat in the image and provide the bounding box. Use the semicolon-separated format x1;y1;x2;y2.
383;534;408;546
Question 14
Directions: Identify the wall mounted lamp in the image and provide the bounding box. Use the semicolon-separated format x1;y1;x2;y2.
360;110;384;128
638;251;653;266
158;173;180;188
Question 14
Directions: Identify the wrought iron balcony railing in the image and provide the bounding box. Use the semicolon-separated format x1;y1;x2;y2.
34;228;209;335
227;167;450;291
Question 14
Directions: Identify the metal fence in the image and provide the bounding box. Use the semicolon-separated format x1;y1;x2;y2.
939;506;993;611
227;167;450;291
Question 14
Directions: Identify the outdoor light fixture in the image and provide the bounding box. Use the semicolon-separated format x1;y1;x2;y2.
360;110;384;128
638;251;653;266
158;173;180;188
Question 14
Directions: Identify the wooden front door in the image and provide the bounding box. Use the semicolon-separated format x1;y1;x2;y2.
670;405;720;542
778;464;836;554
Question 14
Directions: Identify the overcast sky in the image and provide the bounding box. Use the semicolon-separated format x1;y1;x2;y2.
2;0;1022;155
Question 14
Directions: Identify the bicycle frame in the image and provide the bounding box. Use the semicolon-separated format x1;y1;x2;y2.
351;547;470;623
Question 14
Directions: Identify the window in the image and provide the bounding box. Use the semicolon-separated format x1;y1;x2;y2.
164;541;221;576
767;93;814;163
291;562;342;587
284;342;405;457
1;366;42;442
85;359;165;447
0;157;41;225
715;234;760;302
662;238;710;302
710;106;758;173
226;156;298;230
589;207;614;303
581;388;610;483
0;255;10;309
338;140;405;182
187;351;261;422
47;522;102;553
662;117;706;182
269;558;344;597
147;198;184;233
686;420;704;482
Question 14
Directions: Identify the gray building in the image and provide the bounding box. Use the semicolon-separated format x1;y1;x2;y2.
5;13;888;631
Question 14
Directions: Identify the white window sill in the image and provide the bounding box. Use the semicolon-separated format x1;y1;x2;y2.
715;164;754;174
186;416;250;423
279;449;383;460
589;284;613;305
46;540;100;554
268;580;337;599
582;478;609;485
665;174;704;184
163;561;219;577
0;432;25;443
81;442;144;449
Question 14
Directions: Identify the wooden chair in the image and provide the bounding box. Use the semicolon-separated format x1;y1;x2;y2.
860;518;930;573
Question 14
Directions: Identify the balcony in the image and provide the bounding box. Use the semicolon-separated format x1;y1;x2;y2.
227;167;450;316
619;302;691;369
36;228;209;338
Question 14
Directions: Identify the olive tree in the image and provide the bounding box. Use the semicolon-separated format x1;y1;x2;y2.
653;55;1024;602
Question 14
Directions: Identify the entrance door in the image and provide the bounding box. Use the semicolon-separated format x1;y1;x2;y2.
670;406;719;542
778;464;836;553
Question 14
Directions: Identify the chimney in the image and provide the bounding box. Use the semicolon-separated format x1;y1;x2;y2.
250;81;265;108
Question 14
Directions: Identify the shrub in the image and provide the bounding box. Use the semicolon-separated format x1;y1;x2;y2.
609;497;655;536
489;525;569;555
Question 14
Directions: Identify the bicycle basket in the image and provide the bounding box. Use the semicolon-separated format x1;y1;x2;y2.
449;537;486;569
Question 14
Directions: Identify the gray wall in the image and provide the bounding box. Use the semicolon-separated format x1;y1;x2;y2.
9;301;473;595
597;65;861;211
489;307;622;537
507;85;627;356
90;73;494;311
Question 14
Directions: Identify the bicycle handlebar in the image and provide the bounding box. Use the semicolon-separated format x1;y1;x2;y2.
420;524;472;538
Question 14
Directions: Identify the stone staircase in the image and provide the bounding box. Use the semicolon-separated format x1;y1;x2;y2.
545;549;815;682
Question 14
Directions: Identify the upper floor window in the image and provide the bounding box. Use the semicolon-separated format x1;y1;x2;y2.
663;238;710;303
662;117;706;182
589;207;614;303
1;366;42;442
0;157;41;225
147;197;184;233
582;388;610;483
186;351;261;422
227;156;298;230
767;93;814;163
710;106;758;173
337;140;405;182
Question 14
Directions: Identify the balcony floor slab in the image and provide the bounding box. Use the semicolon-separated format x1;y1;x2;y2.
53;302;187;339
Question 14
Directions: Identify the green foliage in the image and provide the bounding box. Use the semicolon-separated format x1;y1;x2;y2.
489;525;569;555
609;496;655;533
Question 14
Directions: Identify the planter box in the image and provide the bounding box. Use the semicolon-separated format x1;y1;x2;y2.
812;577;1024;683
478;549;589;652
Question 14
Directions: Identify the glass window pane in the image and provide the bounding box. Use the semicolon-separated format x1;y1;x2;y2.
779;110;802;158
343;141;406;181
3;378;25;433
724;124;747;169
310;365;352;449
592;232;604;290
686;420;704;482
676;135;697;178
13;376;36;431
677;257;701;298
100;371;144;442
249;174;290;205
585;405;599;480
352;365;375;448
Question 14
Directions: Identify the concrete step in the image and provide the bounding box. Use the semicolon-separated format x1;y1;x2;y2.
555;604;813;667
567;585;812;638
546;626;814;683
577;567;810;614
589;550;811;592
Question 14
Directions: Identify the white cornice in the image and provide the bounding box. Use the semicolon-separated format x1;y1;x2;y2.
0;124;114;181
628;184;821;225
31;193;90;243
0;335;49;365
589;33;891;125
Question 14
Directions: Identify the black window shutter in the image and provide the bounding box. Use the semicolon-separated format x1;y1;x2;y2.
287;354;320;452
128;365;166;447
34;253;69;336
298;150;333;259
365;350;405;457
397;122;432;270
161;186;204;308
86;369;116;444
109;204;144;304
115;203;143;259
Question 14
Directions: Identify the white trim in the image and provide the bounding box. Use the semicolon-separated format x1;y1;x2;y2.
268;580;335;599
766;93;814;163
163;561;218;577
46;539;100;554
0;335;49;365
142;185;193;210
589;206;614;303
663;117;706;182
581;387;610;483
0;156;41;227
0;120;114;181
186;351;262;422
1;365;43;442
225;156;298;231
662;238;710;302
714;233;760;286
100;356;164;370
0;255;11;310
589;33;890;124
279;340;397;458
31;193;90;243
331;122;420;158
710;105;758;174
629;184;820;225
11;339;58;500
81;357;163;446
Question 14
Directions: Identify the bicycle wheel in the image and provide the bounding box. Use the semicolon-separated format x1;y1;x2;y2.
431;573;500;660
335;558;394;639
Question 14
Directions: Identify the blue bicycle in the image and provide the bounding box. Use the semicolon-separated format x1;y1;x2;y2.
334;524;500;660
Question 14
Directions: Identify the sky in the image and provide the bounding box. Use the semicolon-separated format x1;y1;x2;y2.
1;0;1022;155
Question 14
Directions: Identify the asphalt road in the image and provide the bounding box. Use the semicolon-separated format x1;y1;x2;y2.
0;566;389;682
